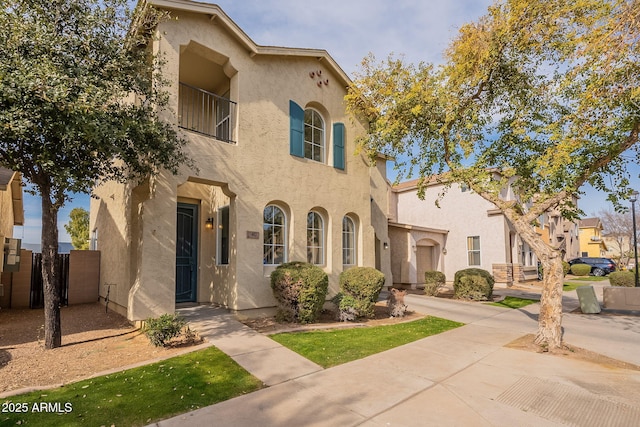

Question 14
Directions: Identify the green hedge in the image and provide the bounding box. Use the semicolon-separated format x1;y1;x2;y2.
335;267;385;320
609;271;635;287
563;261;571;276
537;261;571;280
424;270;445;296
270;261;328;323
570;263;591;276
453;268;494;301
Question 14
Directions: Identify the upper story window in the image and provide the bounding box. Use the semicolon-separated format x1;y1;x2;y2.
304;109;325;162
307;211;325;265
342;216;356;266
290;101;345;170
264;205;286;265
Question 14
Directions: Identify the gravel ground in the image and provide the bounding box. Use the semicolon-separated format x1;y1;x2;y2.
0;303;189;395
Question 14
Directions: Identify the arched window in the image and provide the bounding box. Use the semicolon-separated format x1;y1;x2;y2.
304;109;325;162
264;205;286;265
307;211;324;265
342;216;356;265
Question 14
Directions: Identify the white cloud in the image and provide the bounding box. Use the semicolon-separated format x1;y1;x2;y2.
213;0;493;75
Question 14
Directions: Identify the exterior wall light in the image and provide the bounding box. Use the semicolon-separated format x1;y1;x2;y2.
205;218;214;230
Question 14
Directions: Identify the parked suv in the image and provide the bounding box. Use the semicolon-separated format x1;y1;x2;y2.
568;257;617;276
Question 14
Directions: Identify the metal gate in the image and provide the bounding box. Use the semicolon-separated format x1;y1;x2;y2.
30;253;70;308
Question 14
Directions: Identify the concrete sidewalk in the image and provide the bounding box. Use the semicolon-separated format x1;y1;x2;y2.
151;287;640;427
177;305;322;386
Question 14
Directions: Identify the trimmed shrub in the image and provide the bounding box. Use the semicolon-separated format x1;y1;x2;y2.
563;261;571;276
270;261;328;324
144;313;186;347
331;293;359;322
609;271;635;287
336;267;385;320
538;261;571;280
424;270;446;296
453;268;494;301
570;263;591;276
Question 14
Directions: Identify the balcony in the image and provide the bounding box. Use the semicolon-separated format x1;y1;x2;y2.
178;82;236;143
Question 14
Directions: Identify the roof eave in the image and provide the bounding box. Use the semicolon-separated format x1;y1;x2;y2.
147;0;352;87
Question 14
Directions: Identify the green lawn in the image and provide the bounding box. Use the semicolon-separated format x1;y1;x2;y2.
0;347;263;427
2;316;464;425
487;296;538;309
271;316;463;368
563;281;591;291
571;276;609;282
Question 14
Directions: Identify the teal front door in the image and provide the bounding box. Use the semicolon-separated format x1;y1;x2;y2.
176;203;198;303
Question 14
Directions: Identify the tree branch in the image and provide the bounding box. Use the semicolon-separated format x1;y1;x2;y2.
575;119;640;189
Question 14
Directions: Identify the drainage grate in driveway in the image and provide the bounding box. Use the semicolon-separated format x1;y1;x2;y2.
496;377;640;427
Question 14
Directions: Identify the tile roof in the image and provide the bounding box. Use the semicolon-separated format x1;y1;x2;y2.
579;217;601;228
0;167;14;189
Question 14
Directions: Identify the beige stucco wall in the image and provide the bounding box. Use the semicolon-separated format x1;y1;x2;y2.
91;3;391;320
0;185;15;239
0;171;21;274
0;185;13;274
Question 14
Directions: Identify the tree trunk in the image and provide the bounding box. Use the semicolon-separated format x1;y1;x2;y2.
534;255;564;350
41;194;62;349
508;215;565;351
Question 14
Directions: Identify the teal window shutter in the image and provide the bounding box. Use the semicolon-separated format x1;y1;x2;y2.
290;100;304;157
333;122;345;170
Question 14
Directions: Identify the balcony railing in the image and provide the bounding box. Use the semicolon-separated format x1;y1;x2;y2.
178;82;236;143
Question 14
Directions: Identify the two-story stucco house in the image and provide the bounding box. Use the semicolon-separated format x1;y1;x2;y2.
90;0;391;321
578;217;607;257
388;176;580;288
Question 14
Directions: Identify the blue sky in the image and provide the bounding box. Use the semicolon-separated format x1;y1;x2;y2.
13;0;640;243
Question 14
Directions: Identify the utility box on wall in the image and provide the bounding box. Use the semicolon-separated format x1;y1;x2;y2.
3;238;21;273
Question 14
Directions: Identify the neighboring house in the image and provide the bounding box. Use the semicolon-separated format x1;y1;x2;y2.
578;217;607;257
388;176;580;288
602;234;632;267
0;167;24;274
539;206;581;263
90;0;391;321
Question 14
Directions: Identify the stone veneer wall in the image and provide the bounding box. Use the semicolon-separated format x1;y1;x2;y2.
492;263;514;286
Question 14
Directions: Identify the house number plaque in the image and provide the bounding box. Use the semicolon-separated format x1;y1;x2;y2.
246;231;260;239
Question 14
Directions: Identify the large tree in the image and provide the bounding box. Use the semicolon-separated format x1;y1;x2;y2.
346;0;639;350
0;1;191;348
64;207;90;250
598;208;638;267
